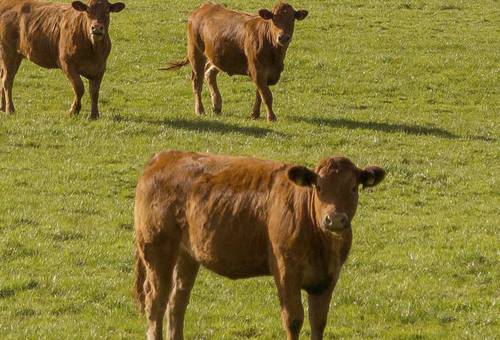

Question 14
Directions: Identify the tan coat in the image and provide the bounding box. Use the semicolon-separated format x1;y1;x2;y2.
0;0;125;118
165;2;308;121
134;150;386;340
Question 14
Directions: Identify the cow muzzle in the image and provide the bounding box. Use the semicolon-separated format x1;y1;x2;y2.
323;213;350;231
278;34;291;45
91;24;105;41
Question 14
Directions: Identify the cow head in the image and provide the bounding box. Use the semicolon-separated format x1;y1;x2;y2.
288;157;385;232
72;0;125;43
258;2;308;47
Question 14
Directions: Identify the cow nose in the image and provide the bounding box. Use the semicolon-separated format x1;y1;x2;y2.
323;213;350;231
279;34;290;44
91;24;104;33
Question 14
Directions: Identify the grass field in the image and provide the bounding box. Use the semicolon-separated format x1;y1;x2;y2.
0;0;499;338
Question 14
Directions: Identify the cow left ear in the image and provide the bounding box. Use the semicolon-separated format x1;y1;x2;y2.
109;2;126;13
72;1;88;12
294;10;308;21
288;166;318;187
258;9;274;20
359;166;386;188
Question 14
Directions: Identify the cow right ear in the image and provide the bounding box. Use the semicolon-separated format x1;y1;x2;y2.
72;1;88;12
258;9;274;20
288;166;318;187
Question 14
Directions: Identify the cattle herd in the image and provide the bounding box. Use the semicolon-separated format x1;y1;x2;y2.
1;1;387;339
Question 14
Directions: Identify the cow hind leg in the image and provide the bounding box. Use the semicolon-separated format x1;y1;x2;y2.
1;53;22;114
204;64;221;114
188;47;206;116
166;251;199;340
0;68;5;112
142;240;180;340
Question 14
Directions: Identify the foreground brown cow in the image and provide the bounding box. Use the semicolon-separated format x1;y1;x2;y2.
0;0;125;118
165;2;308;122
134;150;385;340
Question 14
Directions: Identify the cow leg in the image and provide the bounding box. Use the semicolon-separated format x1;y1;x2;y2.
271;259;304;340
1;53;22;114
0;68;5;112
89;75;103;120
166;251;199;340
204;64;221;114
188;48;206;115
253;76;276;122
251;90;262;119
142;240;180;340
61;64;84;116
307;283;335;340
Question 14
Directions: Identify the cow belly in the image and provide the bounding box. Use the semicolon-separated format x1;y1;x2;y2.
185;220;270;279
19;30;59;68
205;45;247;76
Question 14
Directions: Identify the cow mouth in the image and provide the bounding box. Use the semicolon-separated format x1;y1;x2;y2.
325;222;351;232
91;32;104;40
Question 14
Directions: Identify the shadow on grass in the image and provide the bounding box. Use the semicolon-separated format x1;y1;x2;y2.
296;116;459;139
121;115;285;138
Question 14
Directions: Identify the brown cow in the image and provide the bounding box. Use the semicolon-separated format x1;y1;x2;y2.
134;150;385;340
164;2;308;122
0;0;125;118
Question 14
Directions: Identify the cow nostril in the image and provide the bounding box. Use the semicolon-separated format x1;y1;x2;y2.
279;35;290;43
340;215;347;224
324;215;332;226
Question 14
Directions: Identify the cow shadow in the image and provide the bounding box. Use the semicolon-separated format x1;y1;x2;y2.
120;115;285;138
295;116;459;139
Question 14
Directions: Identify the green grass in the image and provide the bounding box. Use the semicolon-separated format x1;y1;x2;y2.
0;0;499;338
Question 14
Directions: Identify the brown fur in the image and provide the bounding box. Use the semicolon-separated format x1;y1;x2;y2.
134;150;385;340
0;0;125;118
165;2;308;122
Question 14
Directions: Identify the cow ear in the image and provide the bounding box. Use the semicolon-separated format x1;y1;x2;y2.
258;9;274;20
359;166;385;188
109;2;125;13
294;10;309;21
72;1;88;12
288;166;318;187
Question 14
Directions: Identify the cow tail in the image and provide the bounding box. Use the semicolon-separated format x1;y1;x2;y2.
159;57;190;71
134;245;146;313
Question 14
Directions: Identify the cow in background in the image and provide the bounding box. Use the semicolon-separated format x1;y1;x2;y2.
165;2;308;122
0;0;125;118
134;150;386;340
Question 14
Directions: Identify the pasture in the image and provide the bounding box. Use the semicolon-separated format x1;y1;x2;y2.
0;0;498;338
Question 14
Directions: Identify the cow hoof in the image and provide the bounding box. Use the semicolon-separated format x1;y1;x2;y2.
213;108;222;115
267;114;277;122
250;113;260;120
89;114;99;120
69;107;81;116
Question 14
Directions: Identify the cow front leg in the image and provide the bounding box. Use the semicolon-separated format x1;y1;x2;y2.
166;251;199;340
307;282;335;340
251;90;261;119
271;259;304;340
61;65;84;116
254;79;276;122
205;65;222;114
89;76;103;120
